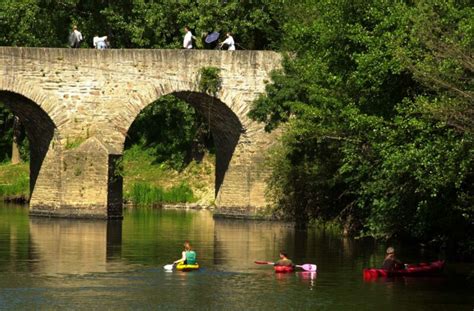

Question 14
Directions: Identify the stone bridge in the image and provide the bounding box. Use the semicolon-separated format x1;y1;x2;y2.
0;47;281;219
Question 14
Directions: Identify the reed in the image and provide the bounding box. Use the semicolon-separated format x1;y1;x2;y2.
126;182;196;206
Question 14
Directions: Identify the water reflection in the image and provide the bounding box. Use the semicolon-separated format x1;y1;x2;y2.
213;218;296;269
29;218;122;274
299;271;317;290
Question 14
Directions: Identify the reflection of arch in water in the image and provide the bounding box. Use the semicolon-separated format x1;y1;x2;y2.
0;87;58;198
28;218;122;274
212;218;295;268
122;90;242;198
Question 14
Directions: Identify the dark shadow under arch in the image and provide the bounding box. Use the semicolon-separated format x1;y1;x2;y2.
0;91;56;197
173;91;243;196
126;91;243;198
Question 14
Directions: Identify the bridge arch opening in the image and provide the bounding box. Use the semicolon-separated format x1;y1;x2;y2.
123;91;242;205
0;91;57;198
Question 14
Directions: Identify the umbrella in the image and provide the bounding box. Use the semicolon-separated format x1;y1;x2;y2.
205;32;220;44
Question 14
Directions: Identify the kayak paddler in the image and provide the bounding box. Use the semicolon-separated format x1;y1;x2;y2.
382;247;405;271
174;241;197;265
274;251;294;267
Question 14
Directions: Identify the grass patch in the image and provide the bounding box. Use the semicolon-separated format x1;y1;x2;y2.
65;137;86;150
126;182;196;205
122;145;215;205
0;162;29;200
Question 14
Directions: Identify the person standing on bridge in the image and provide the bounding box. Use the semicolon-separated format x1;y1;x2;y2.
93;34;108;50
69;25;83;48
183;26;195;49
220;32;235;50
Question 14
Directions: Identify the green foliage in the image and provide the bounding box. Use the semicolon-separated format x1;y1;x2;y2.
0;0;286;49
127;182;195;206
0;103;14;162
121;144;215;206
0;102;28;163
65;137;85;150
125;95;213;170
0;162;29;200
250;0;473;255
198;67;221;95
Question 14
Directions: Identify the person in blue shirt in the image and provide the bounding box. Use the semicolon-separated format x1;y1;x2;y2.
174;241;197;265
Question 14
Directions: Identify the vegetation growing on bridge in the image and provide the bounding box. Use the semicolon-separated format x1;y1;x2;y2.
198;67;221;96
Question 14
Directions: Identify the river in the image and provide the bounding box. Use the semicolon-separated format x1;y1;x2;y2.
0;203;472;310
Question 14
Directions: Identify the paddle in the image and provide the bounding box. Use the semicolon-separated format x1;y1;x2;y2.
298;264;317;272
255;260;274;265
163;263;174;271
255;261;317;272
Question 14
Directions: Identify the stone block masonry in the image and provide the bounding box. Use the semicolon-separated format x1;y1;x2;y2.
0;47;281;219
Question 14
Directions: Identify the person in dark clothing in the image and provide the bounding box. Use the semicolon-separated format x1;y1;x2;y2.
382;247;404;271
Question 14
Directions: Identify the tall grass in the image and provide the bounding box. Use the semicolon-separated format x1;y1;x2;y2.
0;163;29;200
126;182;196;206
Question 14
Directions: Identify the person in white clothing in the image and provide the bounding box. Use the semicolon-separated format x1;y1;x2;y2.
220;32;235;50
183;26;194;49
93;35;108;49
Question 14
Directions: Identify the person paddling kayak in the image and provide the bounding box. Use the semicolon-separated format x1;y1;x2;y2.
174;241;197;265
274;251;294;267
382;247;405;271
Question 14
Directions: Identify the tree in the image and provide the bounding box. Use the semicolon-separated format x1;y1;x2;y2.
249;0;473;255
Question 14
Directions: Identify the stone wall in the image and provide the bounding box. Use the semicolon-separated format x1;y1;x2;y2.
0;47;281;218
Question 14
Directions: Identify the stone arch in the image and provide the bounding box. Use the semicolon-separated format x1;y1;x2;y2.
0;77;63;126
121;87;243;198
0;85;58;197
0;77;57;200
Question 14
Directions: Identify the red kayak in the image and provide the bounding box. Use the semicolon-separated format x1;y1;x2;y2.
363;260;445;279
274;265;295;273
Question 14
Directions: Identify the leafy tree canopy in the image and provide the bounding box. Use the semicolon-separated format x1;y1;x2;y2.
249;0;473;256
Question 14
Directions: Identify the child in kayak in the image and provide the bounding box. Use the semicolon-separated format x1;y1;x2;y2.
382;247;404;271
274;251;294;267
174;241;197;265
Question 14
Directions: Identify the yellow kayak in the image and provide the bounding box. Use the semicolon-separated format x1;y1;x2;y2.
176;262;200;271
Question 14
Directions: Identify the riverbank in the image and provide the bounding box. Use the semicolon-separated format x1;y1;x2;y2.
122;145;215;206
0;146;216;206
0;162;29;202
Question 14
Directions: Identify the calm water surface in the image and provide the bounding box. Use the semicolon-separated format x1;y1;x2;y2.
0;203;472;310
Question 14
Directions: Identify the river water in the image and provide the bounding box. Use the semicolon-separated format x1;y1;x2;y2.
0;203;472;310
